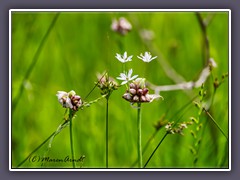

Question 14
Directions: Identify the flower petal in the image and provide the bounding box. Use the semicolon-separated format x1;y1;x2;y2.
123;51;127;59
128;69;133;77
121;81;128;85
130;74;138;80
65;97;73;108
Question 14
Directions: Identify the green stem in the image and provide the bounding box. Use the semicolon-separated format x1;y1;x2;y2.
143;96;197;168
144;133;168;168
69;111;75;168
12;13;60;113
106;98;109;168
16;119;69;168
203;108;228;141
131;130;158;167
16;131;55;168
137;103;142;168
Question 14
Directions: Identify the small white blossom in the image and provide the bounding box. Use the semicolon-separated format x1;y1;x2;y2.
115;52;133;63
137;51;157;63
116;69;138;85
146;94;163;103
180;123;188;129
56;91;73;108
165;124;171;130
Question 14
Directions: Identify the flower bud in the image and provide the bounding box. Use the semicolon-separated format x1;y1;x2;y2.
140;95;146;102
123;93;132;101
72;95;81;101
142;88;149;95
129;83;136;89
111;17;132;35
137;89;143;96
133;95;139;102
145;95;151;102
129;88;137;95
68;90;76;98
134;78;146;89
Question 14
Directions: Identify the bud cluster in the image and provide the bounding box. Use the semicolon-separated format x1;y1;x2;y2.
165;121;193;135
69;93;82;111
96;73;118;97
122;82;151;103
56;90;82;111
111;17;132;35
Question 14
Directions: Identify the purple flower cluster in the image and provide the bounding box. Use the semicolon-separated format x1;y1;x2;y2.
123;82;151;103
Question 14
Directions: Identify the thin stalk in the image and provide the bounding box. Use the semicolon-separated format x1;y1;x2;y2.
106;97;109;168
144;114;188;168
12;13;60;113
144;133;168;168
137;103;142;168
203;108;228;141
131;130;158;167
196;12;210;67
16;131;55;168
16;119;69;168
69;111;75;168
143;96;197;168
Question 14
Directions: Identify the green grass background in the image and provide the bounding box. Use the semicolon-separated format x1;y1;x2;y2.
11;11;229;168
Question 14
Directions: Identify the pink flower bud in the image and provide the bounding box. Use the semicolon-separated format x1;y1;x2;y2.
129;83;136;89
133;95;139;102
129;88;137;95
137;89;143;95
142;88;149;95
140;95;146;102
123;93;132;101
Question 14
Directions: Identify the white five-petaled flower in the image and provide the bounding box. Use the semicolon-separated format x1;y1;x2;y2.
116;69;138;85
115;52;133;63
137;51;157;63
56;91;73;108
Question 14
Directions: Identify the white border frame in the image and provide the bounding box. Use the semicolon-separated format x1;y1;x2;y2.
9;9;231;172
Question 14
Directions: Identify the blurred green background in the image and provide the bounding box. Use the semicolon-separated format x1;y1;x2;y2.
11;11;229;168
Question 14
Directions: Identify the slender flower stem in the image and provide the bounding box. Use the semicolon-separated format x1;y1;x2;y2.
131;130;158;167
137;103;142;168
106;97;109;168
69;110;76;168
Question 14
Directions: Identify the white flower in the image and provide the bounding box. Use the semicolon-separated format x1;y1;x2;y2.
180;123;188;129
56;91;73;108
115;51;133;63
137;51;157;63
146;94;163;103
116;69;138;85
